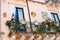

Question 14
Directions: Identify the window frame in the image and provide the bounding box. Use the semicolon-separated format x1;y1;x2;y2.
15;7;25;24
51;13;59;22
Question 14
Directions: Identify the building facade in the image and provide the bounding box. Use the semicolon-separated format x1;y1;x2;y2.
0;0;60;40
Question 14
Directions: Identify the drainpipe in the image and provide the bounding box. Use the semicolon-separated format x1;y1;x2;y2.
26;0;33;32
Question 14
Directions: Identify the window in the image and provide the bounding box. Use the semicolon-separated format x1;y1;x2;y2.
51;13;59;22
15;7;26;32
15;7;25;24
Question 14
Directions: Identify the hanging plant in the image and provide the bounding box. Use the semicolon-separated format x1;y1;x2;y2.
6;20;11;28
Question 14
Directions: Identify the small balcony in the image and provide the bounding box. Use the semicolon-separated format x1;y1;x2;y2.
5;17;60;40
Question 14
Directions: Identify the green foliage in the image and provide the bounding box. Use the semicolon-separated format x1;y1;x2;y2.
35;26;45;33
12;24;19;32
6;21;11;28
35;20;58;34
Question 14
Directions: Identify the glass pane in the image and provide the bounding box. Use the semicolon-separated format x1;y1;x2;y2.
51;14;55;21
54;14;59;22
17;9;23;21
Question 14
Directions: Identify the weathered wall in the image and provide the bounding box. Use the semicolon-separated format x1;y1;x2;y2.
1;0;28;40
28;1;47;22
28;1;60;22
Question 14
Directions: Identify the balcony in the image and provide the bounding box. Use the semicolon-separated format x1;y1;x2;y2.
5;18;60;40
6;18;60;33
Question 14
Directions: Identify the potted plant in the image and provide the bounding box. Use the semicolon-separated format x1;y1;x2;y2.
35;19;58;35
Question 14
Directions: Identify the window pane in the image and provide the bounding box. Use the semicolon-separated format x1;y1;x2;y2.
54;14;59;22
15;8;24;24
51;13;59;22
17;9;23;21
51;14;55;21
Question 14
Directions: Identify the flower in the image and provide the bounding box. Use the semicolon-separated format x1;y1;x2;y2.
34;20;38;25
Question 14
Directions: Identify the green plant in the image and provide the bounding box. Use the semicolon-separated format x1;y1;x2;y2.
35;19;58;34
6;20;11;28
12;24;19;32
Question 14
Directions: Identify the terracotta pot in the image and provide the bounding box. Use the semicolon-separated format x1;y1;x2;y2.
25;37;29;40
34;36;38;40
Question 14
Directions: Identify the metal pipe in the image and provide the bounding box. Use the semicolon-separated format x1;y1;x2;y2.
26;0;33;32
